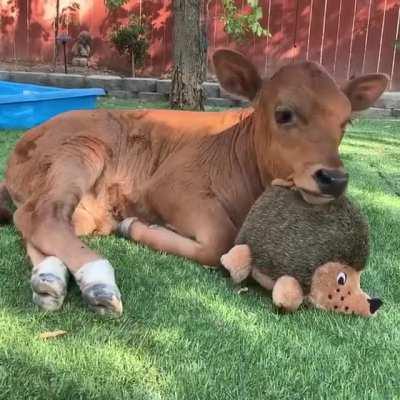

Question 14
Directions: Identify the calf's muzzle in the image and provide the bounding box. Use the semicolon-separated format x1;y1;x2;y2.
314;169;349;198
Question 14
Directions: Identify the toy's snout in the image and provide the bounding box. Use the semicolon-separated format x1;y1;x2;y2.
308;262;382;317
368;298;383;314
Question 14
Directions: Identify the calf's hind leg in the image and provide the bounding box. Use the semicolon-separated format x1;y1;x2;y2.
14;154;122;316
27;242;69;311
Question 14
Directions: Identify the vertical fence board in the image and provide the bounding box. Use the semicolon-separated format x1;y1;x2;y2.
391;47;400;90
321;0;341;74
363;0;385;74
334;0;356;81
390;6;400;89
28;0;53;62
280;0;298;62
245;0;270;74
292;0;312;62
163;0;173;74
348;0;370;78
261;0;271;74
378;1;399;77
0;0;399;89
14;0;29;60
307;0;326;63
0;0;18;59
265;0;284;73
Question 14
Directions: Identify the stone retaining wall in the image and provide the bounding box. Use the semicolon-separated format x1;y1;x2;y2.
0;70;247;108
1;70;399;115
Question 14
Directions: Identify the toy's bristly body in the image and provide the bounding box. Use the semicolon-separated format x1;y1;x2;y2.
236;186;369;292
221;186;382;317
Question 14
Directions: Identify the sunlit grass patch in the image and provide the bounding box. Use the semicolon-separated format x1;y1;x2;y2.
0;111;399;399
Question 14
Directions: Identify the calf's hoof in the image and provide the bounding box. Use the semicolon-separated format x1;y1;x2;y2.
31;256;69;311
82;283;123;316
75;259;123;317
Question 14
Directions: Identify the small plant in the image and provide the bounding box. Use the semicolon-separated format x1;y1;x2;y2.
110;15;149;77
105;0;129;10
221;0;270;40
395;39;400;51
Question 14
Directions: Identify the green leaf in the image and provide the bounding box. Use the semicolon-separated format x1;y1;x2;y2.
220;0;268;41
255;6;262;20
105;0;128;10
247;0;259;7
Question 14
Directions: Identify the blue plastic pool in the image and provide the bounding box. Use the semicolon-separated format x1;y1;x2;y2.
0;80;105;129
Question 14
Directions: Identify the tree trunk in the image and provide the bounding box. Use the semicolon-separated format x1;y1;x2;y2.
170;0;207;110
54;0;60;67
131;51;135;77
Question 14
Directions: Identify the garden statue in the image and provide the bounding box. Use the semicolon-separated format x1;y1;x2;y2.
71;31;92;67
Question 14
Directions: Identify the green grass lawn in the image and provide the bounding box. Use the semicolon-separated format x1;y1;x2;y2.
0;102;399;399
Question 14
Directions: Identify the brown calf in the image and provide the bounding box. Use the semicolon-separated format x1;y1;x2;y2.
1;49;388;316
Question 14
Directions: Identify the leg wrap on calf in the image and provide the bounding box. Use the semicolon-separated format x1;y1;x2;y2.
117;217;137;239
74;259;122;316
31;256;69;311
74;259;117;290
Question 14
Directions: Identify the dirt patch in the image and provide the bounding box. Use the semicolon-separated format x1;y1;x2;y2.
0;59;217;81
0;59;127;77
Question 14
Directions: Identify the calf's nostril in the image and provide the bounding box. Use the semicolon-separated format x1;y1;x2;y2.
314;169;349;197
315;169;333;185
368;298;383;314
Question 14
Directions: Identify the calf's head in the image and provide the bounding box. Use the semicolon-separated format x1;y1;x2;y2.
213;49;388;204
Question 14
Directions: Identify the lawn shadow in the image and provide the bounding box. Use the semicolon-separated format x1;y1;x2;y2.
346;130;400;148
1;225;399;399
0;308;168;400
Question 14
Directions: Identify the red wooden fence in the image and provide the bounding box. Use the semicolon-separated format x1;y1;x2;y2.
1;0;399;89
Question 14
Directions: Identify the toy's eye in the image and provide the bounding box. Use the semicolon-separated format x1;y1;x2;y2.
337;272;347;285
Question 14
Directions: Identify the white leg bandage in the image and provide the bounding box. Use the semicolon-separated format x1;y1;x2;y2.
32;256;69;283
74;259;122;316
31;256;69;311
117;217;137;238
74;259;117;290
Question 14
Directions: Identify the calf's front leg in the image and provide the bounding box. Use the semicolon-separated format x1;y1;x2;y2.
118;201;237;267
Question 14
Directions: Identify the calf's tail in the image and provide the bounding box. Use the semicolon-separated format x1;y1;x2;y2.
0;182;13;225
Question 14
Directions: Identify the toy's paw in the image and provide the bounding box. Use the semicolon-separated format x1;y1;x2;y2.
82;283;123;317
272;275;304;312
31;257;69;312
220;244;252;283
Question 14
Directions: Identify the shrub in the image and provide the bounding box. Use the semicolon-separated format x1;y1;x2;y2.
221;0;270;40
110;15;149;76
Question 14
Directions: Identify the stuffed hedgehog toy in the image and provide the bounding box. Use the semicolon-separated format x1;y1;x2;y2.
221;186;382;317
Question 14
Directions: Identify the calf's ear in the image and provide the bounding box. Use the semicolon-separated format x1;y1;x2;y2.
213;49;262;100
342;74;389;111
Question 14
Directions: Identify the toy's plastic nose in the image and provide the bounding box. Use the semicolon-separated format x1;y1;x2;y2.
368;298;383;314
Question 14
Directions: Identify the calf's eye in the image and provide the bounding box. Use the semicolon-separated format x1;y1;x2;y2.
337;272;347;285
275;106;295;125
